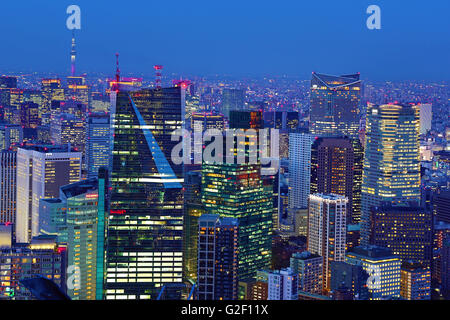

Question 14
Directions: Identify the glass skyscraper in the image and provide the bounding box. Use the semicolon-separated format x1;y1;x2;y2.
360;104;421;244
105;87;184;299
310;73;361;139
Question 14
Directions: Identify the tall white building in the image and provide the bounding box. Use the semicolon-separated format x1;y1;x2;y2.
267;268;298;300
307;193;347;293
16;145;81;243
288;133;314;209
419;103;432;135
0;151;16;224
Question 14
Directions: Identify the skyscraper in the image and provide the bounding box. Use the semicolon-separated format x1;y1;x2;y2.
16;144;82;243
221;88;245;119
361;104;421;244
50;113;86;154
369;203;432;266
307;193;348;293
310;137;356;223
197;214;239;300
0;122;23;150
310;73;361;138
39;178;100;300
0;151;16;224
86;113;110;178
288;133;314;209
400;261;431;300
105;87;184;299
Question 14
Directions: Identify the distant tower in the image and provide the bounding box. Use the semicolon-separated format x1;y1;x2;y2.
70;31;76;76
154;65;163;89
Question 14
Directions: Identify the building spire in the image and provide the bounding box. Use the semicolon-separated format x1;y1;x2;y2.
70;30;76;76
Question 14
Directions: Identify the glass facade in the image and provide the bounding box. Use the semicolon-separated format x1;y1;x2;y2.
105;87;184;299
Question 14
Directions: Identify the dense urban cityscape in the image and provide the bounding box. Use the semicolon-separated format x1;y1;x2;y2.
0;2;449;307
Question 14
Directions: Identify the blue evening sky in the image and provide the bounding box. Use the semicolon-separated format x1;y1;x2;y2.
0;0;449;80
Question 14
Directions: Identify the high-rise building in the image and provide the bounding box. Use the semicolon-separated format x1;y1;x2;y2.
0;122;23;150
330;261;369;300
361;104;421;244
369;203;432;266
50;113;86;154
346;245;401;300
41;79;65;116
16;144;82;243
197;214;239;300
221;89;245;119
105;87;184;299
310;73;361;138
288;133;314;209
434;190;450;224
86;113;110;178
418;103;432;135
191;112;225;132
307;193;347;292
290;251;323;295
0;151;17;224
39;178;100;300
0;235;67;300
183;171;204;282
441;236;450;299
229;110;263;130
202;160;272;283
400;261;431;300
311;137;358;223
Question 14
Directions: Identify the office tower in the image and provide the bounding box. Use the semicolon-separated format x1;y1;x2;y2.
0;122;23;150
307;193;347;293
346;246;401;300
310;73;361;138
0;151;16;224
41;79;65;116
66;78;90;113
290;251;323;295
105;87;184;299
16;144;82;243
265;268;298;300
202;160;272;283
432;221;450;285
86;113;110;178
39;178;100;300
221;88;245;118
330;261;369;300
442;236;450;299
197;214;239;300
191;112;225;132
361;104;421;244
183;171;204;281
0;235;67;300
264;111;299;131
51;113;86;154
310;137;356;223
418;103;432;135
351;139;364;223
19;102;40;130
288;133;314;209
229;110;263;130
400;261;431;300
434;190;450;223
369;203;432;266
96;167;108;300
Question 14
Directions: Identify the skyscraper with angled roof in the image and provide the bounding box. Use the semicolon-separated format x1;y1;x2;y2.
105;87;184;300
310;73;361;138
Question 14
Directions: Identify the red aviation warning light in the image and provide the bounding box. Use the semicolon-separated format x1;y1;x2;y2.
154;65;163;89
